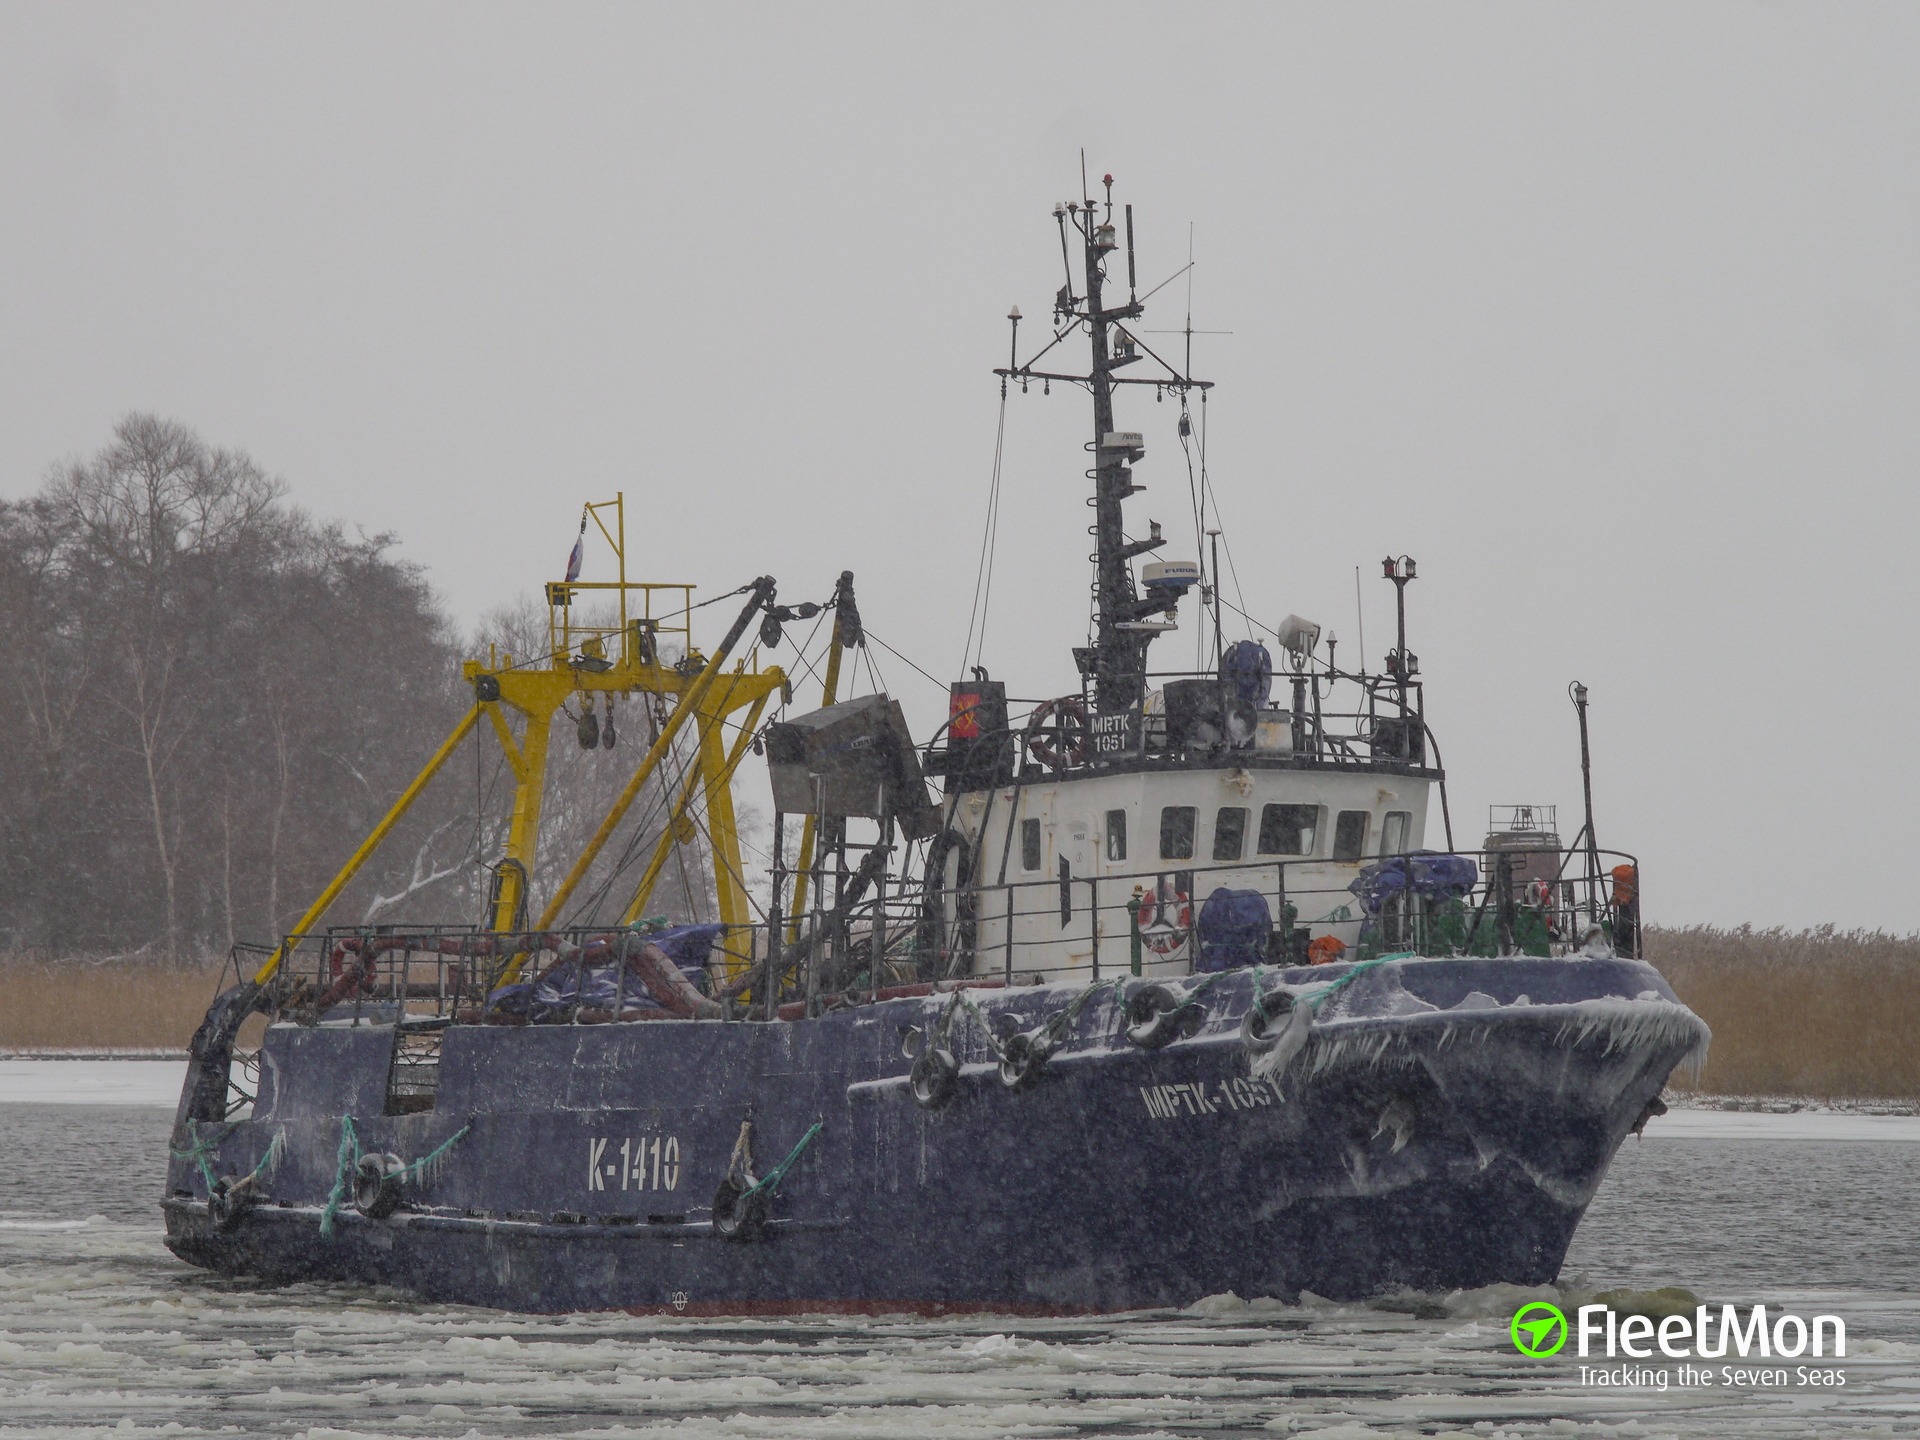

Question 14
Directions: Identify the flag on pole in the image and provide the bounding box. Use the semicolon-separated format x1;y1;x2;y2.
565;516;586;583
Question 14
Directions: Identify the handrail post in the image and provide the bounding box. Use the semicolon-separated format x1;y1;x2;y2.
1127;888;1143;977
1089;877;1100;981
764;808;785;1012
1495;851;1516;957
1276;861;1288;963
871;811;891;994
1003;882;1015;985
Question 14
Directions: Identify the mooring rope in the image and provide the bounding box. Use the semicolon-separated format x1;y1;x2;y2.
1248;952;1415;1022
949;989;1005;1059
944;973;1132;1064
726;1118;756;1188
1302;953;1413;1011
392;1123;472;1186
740;1120;822;1201
1246;952;1418;1088
170;1119;235;1195
317;1115;474;1238
1050;975;1124;1039
241;1130;287;1189
318;1116;361;1238
1247;963;1274;1027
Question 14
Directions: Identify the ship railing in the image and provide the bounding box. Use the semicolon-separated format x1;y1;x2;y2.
712;840;1642;1010
807;842;1646;993
542;580;696;674
249;845;1638;1028
256;924;550;1027
256;922;787;1028
960;676;1436;785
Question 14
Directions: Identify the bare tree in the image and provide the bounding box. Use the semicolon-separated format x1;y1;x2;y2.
0;414;734;959
0;415;467;957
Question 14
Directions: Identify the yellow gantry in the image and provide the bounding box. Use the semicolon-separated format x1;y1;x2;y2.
253;494;787;988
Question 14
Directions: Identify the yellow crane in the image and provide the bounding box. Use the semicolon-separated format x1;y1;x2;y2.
250;495;788;989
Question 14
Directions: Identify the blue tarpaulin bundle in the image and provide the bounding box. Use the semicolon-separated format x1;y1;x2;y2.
651;923;725;977
533;961;661;1015
493;924;727;1020
1347;851;1480;914
1220;639;1274;708
1195;887;1272;972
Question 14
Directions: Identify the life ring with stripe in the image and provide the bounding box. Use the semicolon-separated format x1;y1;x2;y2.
1136;883;1192;956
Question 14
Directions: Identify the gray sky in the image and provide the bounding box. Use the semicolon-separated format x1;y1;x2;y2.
5;4;1916;931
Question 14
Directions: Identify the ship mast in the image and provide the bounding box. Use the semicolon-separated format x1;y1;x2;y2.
996;170;1212;714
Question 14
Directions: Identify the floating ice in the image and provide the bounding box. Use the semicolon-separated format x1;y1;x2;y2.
0;1059;187;1108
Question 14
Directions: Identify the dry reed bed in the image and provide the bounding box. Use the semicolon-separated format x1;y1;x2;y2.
1649;925;1920;1099
3;929;1916;1100
0;955;232;1052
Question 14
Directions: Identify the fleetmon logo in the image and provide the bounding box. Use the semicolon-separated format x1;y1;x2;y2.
1511;1302;1569;1357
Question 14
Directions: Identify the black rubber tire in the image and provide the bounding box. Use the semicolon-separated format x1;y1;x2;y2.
997;1031;1046;1092
712;1177;769;1243
207;1176;249;1233
909;1046;960;1109
1125;983;1186;1050
352;1154;405;1219
1240;989;1296;1052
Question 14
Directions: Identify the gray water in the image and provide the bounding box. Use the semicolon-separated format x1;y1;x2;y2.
1;1103;1916;1439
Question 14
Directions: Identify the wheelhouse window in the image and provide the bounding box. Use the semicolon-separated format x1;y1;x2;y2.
1257;803;1318;856
1381;810;1411;856
1213;806;1247;862
1159;805;1196;861
1105;809;1127;862
1020;818;1042;872
1333;810;1369;862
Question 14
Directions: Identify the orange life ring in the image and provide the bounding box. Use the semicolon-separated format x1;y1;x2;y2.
1023;695;1089;771
1136;882;1192;956
1528;878;1554;910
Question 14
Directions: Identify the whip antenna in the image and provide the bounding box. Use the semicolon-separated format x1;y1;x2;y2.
1125;204;1136;302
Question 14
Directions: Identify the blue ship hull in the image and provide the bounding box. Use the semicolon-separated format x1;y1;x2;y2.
162;956;1705;1314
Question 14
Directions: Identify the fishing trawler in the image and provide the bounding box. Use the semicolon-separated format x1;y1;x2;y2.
163;174;1707;1314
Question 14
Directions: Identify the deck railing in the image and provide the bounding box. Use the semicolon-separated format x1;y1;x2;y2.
241;843;1640;1033
937;668;1436;787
